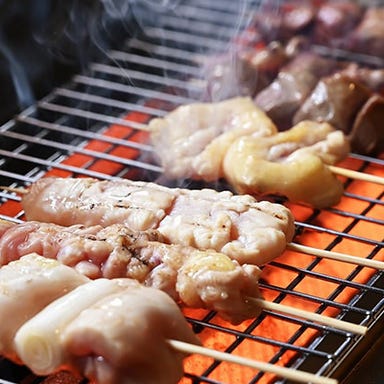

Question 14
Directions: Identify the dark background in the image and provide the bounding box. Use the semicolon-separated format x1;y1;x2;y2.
0;0;138;124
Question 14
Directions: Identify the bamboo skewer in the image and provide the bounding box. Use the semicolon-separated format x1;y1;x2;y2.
329;165;384;185
288;243;384;270
0;186;26;195
253;298;367;335
2;162;384;195
168;339;338;384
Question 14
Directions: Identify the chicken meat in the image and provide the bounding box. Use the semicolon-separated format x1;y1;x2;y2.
21;177;295;266
223;120;350;208
254;52;339;130
0;253;89;362
0;220;263;324
149;97;277;181
0;257;200;384
147;96;350;207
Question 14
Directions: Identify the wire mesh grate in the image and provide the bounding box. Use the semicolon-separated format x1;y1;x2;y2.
0;1;383;383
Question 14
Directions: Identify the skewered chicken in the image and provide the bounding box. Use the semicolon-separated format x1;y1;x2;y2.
312;1;362;47
202;38;306;102
0;220;263;324
202;42;281;101
349;7;384;57
1;254;199;384
251;2;316;43
293;70;384;155
14;277;200;384
254;52;339;130
0;253;89;362
21;177;295;266
197;1;384;156
223;120;349;208
149;97;277;181
293;73;371;133
351;94;384;155
248;1;365;52
0;220;163;276
148;96;350;207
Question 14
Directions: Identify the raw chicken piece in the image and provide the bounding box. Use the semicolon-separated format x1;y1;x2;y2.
149;97;277;181
0;221;164;278
0;253;89;361
157;190;293;265
21;177;295;266
223;121;350;208
0;220;263;324
175;250;262;324
14;277;200;384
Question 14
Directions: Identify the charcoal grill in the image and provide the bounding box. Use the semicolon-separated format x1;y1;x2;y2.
0;1;383;383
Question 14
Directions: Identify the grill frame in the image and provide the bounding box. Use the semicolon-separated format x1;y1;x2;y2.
0;1;383;383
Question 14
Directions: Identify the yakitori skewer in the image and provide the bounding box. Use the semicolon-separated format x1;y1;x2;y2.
0;218;368;335
253;298;367;335
329;165;384;185
287;243;384;270
147;97;383;208
1;185;382;271
169;339;338;384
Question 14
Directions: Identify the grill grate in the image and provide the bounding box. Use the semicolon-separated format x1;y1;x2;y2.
0;1;383;383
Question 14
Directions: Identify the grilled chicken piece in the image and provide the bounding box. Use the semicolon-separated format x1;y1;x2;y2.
14;277;200;384
203;40;293;101
21;177;295;266
148;96;350;207
313;1;362;47
293;72;384;155
254;52;340;130
223;121;350;208
251;2;315;43
350;94;384;155
0;220;263;324
341;63;384;94
293;73;371;134
149;97;277;181
0;253;89;362
349;7;384;57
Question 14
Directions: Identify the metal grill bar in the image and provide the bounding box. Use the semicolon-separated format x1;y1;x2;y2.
90;63;204;91
17;115;156;150
107;51;202;75
73;75;194;103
